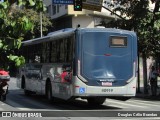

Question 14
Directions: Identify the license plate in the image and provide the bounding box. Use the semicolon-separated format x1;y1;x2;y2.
102;82;112;86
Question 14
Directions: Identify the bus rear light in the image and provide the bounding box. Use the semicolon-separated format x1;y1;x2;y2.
134;60;137;77
75;86;80;88
126;61;137;84
78;60;88;83
78;60;81;75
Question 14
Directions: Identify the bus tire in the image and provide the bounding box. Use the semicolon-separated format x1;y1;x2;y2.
23;79;31;96
87;97;106;105
46;81;52;102
1;94;6;101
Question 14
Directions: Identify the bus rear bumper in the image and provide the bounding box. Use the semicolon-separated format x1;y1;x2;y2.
72;76;137;98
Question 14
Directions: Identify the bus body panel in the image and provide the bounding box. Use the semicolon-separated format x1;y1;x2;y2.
73;76;137;97
77;29;137;87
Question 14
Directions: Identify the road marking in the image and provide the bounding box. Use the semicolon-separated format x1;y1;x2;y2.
18;107;32;110
106;99;148;108
103;101;127;108
131;99;160;105
127;100;160;107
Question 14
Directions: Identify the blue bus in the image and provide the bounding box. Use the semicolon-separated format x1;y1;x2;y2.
17;28;137;105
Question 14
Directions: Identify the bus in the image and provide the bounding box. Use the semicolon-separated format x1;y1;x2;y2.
17;28;137;105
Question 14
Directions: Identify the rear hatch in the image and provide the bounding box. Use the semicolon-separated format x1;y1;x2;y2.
79;29;133;86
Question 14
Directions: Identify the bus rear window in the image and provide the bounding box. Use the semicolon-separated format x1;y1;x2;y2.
110;36;127;47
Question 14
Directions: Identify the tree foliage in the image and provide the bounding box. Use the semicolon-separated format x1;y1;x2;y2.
103;0;160;58
0;0;45;70
12;8;53;40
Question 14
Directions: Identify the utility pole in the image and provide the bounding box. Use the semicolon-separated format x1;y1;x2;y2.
40;12;43;37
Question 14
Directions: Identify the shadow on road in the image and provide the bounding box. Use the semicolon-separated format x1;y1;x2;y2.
135;86;160;101
3;89;122;111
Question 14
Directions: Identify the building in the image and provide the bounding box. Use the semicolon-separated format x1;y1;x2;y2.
43;0;116;30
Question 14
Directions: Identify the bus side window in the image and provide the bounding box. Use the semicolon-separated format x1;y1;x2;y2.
49;68;55;78
54;67;63;79
57;67;63;75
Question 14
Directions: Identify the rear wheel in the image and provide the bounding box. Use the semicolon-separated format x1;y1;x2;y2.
87;97;106;105
23;79;31;96
1;94;6;101
46;82;52;101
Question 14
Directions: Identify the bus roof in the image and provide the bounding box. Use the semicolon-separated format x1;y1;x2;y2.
22;28;136;46
22;28;76;46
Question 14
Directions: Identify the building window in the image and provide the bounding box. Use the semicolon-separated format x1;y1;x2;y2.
65;5;67;9
47;5;51;16
46;6;49;13
57;5;59;13
52;5;56;15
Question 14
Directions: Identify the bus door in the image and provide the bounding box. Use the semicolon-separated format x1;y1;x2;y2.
79;30;133;87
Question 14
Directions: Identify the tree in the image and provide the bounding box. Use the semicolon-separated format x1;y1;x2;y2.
102;0;160;94
103;0;160;56
12;8;53;40
0;0;45;70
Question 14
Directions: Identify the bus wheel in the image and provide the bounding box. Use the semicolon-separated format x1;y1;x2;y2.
23;81;31;96
1;94;6;101
87;97;106;105
46;82;52;102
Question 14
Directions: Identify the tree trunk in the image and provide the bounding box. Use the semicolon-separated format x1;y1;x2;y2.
142;53;148;94
137;53;141;93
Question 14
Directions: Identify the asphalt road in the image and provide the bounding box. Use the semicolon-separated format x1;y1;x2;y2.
0;78;160;120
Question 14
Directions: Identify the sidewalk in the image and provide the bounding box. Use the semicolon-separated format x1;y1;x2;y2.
135;83;160;100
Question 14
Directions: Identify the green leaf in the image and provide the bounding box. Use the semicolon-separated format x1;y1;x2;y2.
15;56;25;67
29;0;35;6
25;21;33;31
0;2;8;9
17;37;23;49
0;42;3;48
22;16;28;23
18;0;23;6
7;55;18;61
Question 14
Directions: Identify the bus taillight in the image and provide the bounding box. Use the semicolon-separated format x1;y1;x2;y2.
78;60;81;75
78;60;88;83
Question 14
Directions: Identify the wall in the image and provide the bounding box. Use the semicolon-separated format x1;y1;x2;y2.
72;15;95;28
